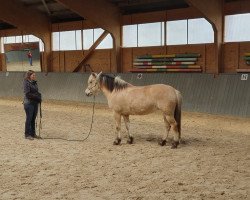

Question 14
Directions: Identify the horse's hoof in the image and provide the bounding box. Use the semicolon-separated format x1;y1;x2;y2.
158;139;166;146
113;138;121;145
127;136;134;144
171;141;179;149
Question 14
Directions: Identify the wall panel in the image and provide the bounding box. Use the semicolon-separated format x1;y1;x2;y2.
85;50;111;73
223;43;239;73
0;72;249;117
205;44;217;73
239;42;250;69
122;48;133;72
51;51;60;72
64;50;84;72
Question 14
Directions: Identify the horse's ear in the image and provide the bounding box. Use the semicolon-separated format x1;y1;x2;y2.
96;71;102;80
91;72;97;78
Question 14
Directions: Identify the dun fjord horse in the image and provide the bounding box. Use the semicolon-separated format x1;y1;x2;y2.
85;72;182;149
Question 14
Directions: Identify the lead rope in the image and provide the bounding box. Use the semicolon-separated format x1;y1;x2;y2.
37;96;96;142
38;102;42;138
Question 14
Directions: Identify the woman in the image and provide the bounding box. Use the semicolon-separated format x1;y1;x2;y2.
23;70;42;140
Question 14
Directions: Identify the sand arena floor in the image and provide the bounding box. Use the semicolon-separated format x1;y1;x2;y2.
0;98;249;200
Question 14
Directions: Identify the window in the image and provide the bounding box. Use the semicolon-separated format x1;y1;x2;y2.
188;18;214;44
167;20;188;45
53;30;82;51
1;35;44;52
15;36;22;43
27;35;39;42
76;30;82;50
83;29;94;50
138;22;163;47
94;28;113;49
23;35;44;51
52;28;113;51
166;18;214;45
225;13;250;42
60;31;78;50
97;33;113;49
4;36;16;44
123;25;138;47
52;32;60;51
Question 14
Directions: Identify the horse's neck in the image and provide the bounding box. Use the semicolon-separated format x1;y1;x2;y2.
101;86;112;99
100;79;133;99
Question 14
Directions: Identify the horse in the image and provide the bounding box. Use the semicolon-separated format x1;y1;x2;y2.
85;72;182;149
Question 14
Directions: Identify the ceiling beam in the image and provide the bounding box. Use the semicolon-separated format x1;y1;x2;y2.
0;0;52;72
24;0;55;7
117;0;165;6
56;0;120;33
41;0;52;15
56;0;122;72
185;0;224;74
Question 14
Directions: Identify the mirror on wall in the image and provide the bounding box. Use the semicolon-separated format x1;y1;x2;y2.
4;42;41;72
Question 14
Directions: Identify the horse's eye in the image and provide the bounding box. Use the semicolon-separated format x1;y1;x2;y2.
90;81;92;84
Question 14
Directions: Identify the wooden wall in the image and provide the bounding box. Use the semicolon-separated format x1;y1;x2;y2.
45;43;218;73
0;54;6;71
1;42;250;73
49;49;113;72
223;42;250;72
122;44;217;73
121;42;250;73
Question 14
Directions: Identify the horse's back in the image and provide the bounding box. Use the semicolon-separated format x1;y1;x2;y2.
146;84;178;99
118;84;178;102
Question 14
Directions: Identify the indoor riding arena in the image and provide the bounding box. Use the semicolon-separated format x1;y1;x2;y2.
0;0;249;200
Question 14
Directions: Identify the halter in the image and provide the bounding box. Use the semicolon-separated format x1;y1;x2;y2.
87;79;100;94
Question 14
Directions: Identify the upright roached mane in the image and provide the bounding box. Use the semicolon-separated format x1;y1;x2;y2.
85;72;182;149
99;74;130;92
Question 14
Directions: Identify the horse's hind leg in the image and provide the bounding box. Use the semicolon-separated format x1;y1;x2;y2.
123;115;133;144
113;112;122;145
165;115;180;149
158;114;171;146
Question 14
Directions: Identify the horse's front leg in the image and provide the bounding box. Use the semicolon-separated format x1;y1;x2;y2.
123;115;133;144
113;112;122;145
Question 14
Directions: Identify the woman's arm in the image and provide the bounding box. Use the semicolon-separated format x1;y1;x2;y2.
24;80;42;102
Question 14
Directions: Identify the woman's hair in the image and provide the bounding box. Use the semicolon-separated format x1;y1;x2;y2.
24;70;35;80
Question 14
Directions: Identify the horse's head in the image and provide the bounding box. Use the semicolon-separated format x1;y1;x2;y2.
85;72;102;96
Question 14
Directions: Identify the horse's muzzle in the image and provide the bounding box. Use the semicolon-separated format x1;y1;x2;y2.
85;90;93;97
86;92;92;97
85;88;92;96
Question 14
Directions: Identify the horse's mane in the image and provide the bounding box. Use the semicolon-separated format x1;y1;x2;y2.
100;74;130;92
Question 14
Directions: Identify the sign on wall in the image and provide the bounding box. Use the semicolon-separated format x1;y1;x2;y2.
241;74;248;81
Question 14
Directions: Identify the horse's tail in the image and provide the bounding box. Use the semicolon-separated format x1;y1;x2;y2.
174;90;182;140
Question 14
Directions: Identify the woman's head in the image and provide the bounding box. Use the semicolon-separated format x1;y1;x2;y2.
25;70;36;81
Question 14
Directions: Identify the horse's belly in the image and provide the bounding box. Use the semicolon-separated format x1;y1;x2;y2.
122;105;157;115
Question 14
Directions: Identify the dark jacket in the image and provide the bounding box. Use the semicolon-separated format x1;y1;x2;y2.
23;79;42;104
